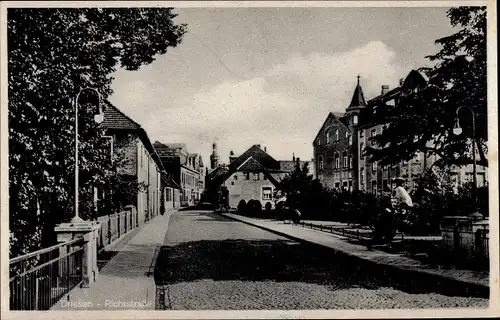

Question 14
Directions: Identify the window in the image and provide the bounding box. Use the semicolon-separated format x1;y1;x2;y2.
360;143;364;159
335;129;339;141
334;182;340;189
231;181;235;186
335;153;340;168
253;173;260;181
245;172;250;180
371;129;377;137
345;131;349;139
360;168;365;184
348;181;353;191
342;181;348;190
371;181;377;195
360;130;364;138
233;174;238;180
326;131;330;143
382;125;388;132
262;187;273;200
348;135;352;146
343;154;348;168
139;145;143;167
349;156;353;169
372;161;377;172
353;115;358;124
318;156;324;171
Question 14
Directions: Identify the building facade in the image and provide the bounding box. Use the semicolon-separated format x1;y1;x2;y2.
314;71;488;195
313;77;365;191
208;144;309;209
154;142;205;207
101;102;165;224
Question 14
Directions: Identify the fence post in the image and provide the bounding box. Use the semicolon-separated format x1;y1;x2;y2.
117;213;121;239
35;277;40;310
54;222;99;288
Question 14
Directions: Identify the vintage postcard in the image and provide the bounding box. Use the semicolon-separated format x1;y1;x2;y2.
1;1;498;319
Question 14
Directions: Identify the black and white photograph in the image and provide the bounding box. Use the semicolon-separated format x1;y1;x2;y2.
1;1;498;318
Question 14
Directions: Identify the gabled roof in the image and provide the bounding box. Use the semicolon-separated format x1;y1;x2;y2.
230;157;279;185
164;143;186;150
102;101;141;130
279;160;296;173
228;145;281;172
313;112;349;144
237;157;265;172
161;171;182;190
102;101;165;172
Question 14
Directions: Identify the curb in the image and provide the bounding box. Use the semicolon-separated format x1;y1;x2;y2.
221;212;489;299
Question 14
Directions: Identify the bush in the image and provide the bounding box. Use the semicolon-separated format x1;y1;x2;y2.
249;200;263;217
245;199;262;217
264;202;273;217
237;199;247;215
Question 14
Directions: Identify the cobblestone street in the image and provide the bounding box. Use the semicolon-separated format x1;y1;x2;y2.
154;210;488;310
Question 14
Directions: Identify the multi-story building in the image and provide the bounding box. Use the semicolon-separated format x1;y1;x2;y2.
153;142;204;207
313;76;364;191
101;101;165;223
314;70;488;195
207;144;309;209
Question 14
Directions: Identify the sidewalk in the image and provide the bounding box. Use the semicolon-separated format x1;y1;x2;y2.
221;212;489;298
51;209;176;310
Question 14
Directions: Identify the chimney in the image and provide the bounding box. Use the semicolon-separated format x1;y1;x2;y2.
381;85;389;95
399;78;405;86
296;157;301;168
256;144;261;148
293;153;295;162
264;146;267;152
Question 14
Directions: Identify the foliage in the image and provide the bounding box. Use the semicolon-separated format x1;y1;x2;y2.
367;7;487;168
8;8;186;257
276;165;488;235
237;200;247;214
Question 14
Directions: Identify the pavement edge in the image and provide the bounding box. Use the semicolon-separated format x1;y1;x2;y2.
220;212;489;299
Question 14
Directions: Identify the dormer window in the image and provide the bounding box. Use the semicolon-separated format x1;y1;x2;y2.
326;131;330;143
335;129;339;141
353;114;358;124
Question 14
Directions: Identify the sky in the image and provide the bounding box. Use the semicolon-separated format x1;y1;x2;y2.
109;7;456;168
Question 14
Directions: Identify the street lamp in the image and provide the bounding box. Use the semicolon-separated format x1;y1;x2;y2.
72;87;105;223
453;106;478;216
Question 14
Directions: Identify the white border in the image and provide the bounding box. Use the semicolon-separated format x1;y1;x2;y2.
1;1;498;319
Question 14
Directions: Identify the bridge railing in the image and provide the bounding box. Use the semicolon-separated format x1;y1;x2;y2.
9;237;86;310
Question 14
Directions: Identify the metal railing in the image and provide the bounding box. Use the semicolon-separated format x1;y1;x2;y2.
453;227;489;262
9;238;85;310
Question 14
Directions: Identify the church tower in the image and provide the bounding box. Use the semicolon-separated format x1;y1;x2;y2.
210;141;220;169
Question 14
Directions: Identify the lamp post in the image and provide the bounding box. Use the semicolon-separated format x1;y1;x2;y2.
453;106;478;215
72;87;105;223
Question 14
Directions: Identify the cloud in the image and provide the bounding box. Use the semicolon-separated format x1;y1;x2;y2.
110;41;407;167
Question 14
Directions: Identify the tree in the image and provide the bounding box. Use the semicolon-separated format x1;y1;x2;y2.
366;7;487;168
8;8;186;257
276;162;325;218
